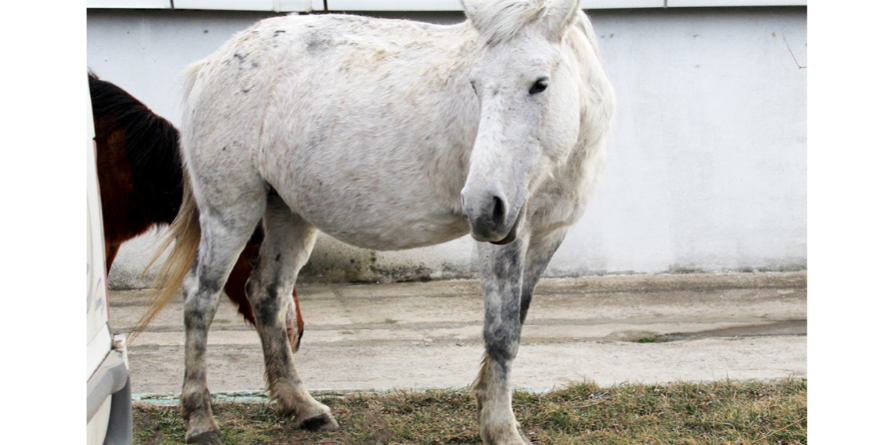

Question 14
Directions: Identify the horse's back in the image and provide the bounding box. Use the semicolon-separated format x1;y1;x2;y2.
185;14;476;148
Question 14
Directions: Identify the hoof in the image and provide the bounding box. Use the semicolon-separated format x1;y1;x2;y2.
519;430;533;444
186;429;223;445
301;413;340;432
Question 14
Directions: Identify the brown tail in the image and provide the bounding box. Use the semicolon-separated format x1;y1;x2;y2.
129;170;201;344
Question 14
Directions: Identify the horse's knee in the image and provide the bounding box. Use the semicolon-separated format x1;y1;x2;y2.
484;323;520;364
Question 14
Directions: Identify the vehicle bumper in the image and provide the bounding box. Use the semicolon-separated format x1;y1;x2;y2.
87;335;132;445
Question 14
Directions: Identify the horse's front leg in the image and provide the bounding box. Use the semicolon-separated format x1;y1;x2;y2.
473;235;531;445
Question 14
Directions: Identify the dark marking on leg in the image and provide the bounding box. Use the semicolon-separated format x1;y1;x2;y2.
491;240;523;279
519;230;567;326
485;348;513;376
198;277;222;296
184;306;206;329
257;286;280;325
484;320;520;365
189;255;199;275
519;292;533;325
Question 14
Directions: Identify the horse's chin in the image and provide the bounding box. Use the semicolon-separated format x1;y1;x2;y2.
488;204;525;245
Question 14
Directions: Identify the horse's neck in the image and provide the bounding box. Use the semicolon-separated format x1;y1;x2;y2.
419;26;484;215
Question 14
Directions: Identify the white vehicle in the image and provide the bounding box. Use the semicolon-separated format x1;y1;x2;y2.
87;80;132;445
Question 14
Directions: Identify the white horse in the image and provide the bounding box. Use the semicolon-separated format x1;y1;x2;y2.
145;0;614;443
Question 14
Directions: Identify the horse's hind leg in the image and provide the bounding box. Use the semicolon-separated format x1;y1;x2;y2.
245;194;338;431
224;228;305;352
180;193;266;444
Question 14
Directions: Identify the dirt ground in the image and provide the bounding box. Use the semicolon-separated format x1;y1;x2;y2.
110;272;806;395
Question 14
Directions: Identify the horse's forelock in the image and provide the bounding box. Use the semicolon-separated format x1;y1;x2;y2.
463;0;579;45
464;0;545;45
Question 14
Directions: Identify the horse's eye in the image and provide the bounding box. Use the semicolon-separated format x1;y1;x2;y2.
529;77;548;95
470;80;478;94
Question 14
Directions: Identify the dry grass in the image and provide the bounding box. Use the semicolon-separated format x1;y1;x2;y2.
134;379;806;445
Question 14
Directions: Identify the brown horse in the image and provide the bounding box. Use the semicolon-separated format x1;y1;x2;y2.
89;71;304;351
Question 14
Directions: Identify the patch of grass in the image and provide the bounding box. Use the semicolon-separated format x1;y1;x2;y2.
134;379;806;444
636;335;659;343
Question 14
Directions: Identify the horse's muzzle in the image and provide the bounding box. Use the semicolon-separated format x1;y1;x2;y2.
462;187;525;245
489;205;524;245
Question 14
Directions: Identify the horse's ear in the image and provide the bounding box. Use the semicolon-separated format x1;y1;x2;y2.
540;0;581;40
460;0;484;25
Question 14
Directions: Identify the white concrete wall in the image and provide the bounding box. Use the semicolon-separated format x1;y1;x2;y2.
87;7;806;288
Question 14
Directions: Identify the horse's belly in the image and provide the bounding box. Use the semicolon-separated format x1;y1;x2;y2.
282;185;470;251
327;222;470;251
304;208;470;251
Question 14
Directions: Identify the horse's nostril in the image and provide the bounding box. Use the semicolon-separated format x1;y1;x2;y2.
491;195;506;226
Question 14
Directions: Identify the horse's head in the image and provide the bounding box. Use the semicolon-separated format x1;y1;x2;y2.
460;0;585;244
